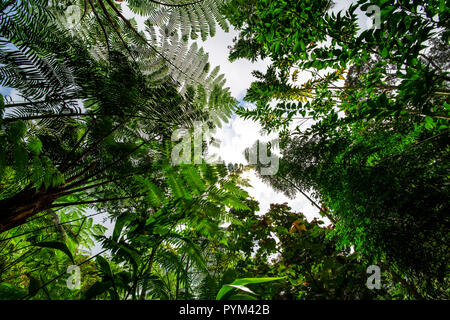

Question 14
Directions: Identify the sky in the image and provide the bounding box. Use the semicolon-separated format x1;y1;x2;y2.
199;27;324;222
117;3;330;222
195;0;374;221
86;0;382;254
89;26;327;254
86;18;330;256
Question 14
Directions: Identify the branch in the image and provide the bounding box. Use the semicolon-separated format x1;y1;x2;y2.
2;112;94;123
0;211;106;243
97;0;136;58
148;0;204;7
3;111;165;124
59;173;136;196
50;194;146;209
3;96;79;109
278;175;336;225
61;170;148;193
88;0;111;55
60;120;127;173
69;137;153;187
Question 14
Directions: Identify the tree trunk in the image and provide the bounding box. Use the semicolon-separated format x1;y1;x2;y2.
0;187;58;233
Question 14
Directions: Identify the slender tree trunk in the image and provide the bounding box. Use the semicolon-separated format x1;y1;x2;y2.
278;176;337;225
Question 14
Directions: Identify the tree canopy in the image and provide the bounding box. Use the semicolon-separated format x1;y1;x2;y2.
0;0;448;301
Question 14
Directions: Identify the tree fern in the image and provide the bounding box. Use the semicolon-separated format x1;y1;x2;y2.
143;21;237;126
127;0;229;41
42;0;238;129
0;2;80;113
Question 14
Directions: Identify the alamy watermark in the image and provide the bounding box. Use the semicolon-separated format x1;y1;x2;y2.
171;120;279;175
365;5;381;30
53;3;107;61
366;265;381;290
66;265;81;290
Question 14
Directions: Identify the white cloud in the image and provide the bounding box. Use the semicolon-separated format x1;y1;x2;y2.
198;29;327;223
200;27;270;100
241;170;324;223
211;115;277;165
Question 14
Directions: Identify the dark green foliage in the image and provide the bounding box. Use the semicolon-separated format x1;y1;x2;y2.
222;203;389;299
1;0;449;301
224;0;450;298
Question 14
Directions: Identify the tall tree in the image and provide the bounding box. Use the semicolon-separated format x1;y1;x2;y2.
223;0;449;298
0;0;236;231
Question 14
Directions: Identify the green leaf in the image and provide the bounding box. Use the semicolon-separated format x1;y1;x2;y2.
31;156;43;189
424;116;435;130
6;120;26;143
28;137;43;155
96;256;113;278
118;243;141;270
34;241;74;263
223;196;250;211
300;39;306;51
166;171;184;199
146;181;164;207
216;277;286;300
229;293;258;300
225;284;256;296
182;165;207;194
82;280;113;300
113;215;129;242
13;145;28;175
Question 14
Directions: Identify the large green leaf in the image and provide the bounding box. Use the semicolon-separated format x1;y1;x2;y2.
96;256;113;278
27;137;43;155
113;214;130;242
82;280;114;300
216;277;286;300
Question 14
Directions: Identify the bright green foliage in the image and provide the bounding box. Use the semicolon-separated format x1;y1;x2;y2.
0;204;107;300
1;0;449;301
0;0;238;232
0;0;251;301
79;163;252;300
0;0;245;300
127;0;229;41
225;0;449;132
216;277;286;300
265;125;449;298
223;0;449;298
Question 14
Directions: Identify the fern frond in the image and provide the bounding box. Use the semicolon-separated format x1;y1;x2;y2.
128;0;229;41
